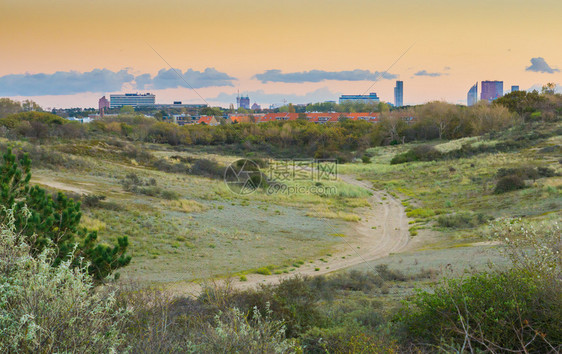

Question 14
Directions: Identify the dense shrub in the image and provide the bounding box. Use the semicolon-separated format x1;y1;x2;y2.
496;166;540;180
437;212;488;228
399;269;562;352
494;174;526;194
400;219;562;352
190;158;226;179
151;158;191;174
390;145;442;164
301;326;398;353
0;142;91;170
0;208;130;352
198;305;300;352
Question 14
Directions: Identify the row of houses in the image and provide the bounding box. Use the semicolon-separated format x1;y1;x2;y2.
231;112;381;124
169;112;382;126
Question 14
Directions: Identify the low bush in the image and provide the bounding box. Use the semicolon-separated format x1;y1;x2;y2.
82;194;106;208
375;264;407;281
190;158;225;179
391;145;442;164
0;208;130;352
120;173;178;199
496;166;539;180
254;267;272;275
494;174;526;194
399;269;562;352
437;212;488;228
198;305;300;353
151;158;191;174
406;208;435;218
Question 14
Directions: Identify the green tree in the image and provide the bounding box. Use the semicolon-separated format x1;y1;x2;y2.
0;98;22;118
495;90;544;115
0;149;131;281
201;106;223;116
542;82;556;95
378;102;390;113
21;99;42;112
120;105;135;114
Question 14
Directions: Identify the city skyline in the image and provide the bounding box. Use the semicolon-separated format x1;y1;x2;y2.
1;0;561;109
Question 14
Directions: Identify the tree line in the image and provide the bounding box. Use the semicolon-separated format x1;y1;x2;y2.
1;90;560;160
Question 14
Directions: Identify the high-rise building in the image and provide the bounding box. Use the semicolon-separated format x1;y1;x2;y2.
394;81;403;107
339;93;380;105
110;93;156;108
481;81;503;102
467;83;478;106
511;85;520;92
237;96;250;109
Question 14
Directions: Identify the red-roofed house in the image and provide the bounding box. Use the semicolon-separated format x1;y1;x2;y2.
197;116;220;126
214;112;382;124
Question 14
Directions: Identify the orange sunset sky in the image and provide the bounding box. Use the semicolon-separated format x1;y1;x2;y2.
1;0;561;108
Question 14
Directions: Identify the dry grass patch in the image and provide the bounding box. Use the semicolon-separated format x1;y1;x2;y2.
80;215;107;231
161;199;208;213
307;207;361;222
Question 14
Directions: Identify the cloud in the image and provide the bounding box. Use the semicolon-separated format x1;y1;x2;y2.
134;73;153;90
253;69;397;83
526;57;559;73
209;87;340;106
147;68;237;89
0;69;135;96
0;67;237;96
414;70;447;77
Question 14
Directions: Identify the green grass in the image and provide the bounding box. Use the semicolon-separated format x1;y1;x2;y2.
339;123;562;249
406;208;435;218
24;139;374;284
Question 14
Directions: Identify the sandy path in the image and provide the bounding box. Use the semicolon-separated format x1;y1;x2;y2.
31;178;92;195
168;173;411;297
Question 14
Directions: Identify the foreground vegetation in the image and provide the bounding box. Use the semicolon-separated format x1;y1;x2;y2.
2;208;559;352
0;90;560;352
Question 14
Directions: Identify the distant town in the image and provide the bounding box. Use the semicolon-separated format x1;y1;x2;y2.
54;79;520;125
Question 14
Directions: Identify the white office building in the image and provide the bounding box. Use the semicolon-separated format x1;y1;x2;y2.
110;93;156;108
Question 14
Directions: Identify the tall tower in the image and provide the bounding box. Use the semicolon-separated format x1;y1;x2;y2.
98;96;110;117
394;81;403;107
467;83;478;106
481;81;503;102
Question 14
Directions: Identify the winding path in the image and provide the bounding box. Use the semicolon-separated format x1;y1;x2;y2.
169;174;411;296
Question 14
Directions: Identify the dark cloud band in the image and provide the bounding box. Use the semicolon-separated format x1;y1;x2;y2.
526;57;559;74
0;68;237;96
0;69;134;96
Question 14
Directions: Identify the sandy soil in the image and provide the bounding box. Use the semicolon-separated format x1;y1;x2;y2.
31;177;92;195
168;174;411;297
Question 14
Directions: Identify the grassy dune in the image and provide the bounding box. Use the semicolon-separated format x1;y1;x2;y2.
25;140;373;284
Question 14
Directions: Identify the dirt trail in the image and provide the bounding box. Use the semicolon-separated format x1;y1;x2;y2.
169;174;410;297
31;178;92;195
